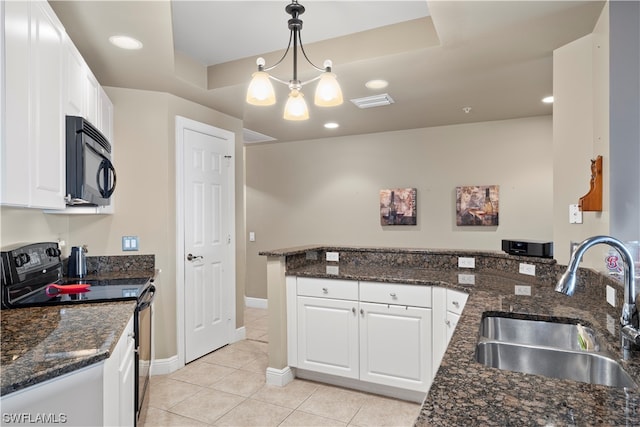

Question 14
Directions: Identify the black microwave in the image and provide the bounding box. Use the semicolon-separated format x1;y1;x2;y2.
65;116;116;206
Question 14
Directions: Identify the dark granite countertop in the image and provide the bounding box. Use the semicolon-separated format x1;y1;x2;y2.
286;262;640;426
0;301;136;396
1;262;156;397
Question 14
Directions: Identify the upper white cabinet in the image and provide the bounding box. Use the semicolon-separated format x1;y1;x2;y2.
2;0;65;209
2;0;113;211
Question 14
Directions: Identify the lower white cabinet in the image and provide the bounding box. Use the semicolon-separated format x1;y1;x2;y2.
292;277;433;394
0;316;134;427
432;287;468;374
297;296;359;378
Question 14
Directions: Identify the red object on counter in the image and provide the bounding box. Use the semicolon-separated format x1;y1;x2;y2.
45;283;91;296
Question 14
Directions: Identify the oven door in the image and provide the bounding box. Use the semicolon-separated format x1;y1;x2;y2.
135;284;155;426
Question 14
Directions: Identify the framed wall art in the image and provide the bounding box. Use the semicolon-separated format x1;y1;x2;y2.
456;185;499;226
380;188;417;225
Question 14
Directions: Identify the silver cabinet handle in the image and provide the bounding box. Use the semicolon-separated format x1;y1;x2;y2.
445;320;451;326
352;307;356;314
322;287;328;294
390;293;397;298
187;253;203;261
360;308;364;316
452;301;460;307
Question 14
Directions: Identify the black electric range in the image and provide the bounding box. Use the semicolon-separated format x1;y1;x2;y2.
0;242;152;309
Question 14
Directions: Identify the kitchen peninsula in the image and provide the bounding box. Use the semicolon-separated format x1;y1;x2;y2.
261;245;640;425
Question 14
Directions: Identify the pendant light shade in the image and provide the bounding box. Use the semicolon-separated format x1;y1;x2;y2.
246;71;276;106
246;1;342;121
314;71;343;107
283;90;309;121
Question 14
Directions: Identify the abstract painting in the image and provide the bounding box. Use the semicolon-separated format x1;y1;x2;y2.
456;185;499;226
380;188;417;225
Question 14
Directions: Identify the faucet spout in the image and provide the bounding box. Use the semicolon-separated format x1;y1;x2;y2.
555;235;638;351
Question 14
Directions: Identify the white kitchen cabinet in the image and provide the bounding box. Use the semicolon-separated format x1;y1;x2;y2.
1;316;134;427
296;277;359;378
432;287;468;375
359;302;432;392
2;0;65;209
297;295;359;378
104;316;135;427
292;277;433;394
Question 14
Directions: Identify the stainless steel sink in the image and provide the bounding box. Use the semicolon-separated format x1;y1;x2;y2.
479;315;599;351
475;313;637;389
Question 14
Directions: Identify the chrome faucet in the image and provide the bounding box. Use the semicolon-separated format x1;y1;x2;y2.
556;235;639;353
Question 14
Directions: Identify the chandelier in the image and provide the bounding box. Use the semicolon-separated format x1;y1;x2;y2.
245;0;343;121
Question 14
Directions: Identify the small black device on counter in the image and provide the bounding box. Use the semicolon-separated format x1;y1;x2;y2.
66;115;116;206
502;239;554;258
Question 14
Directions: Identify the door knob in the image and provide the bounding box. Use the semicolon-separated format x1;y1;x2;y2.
187;253;203;261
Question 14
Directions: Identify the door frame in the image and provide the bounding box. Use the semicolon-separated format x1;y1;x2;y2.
175;115;236;368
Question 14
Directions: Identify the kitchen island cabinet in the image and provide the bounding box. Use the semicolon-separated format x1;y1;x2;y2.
261;245;640;425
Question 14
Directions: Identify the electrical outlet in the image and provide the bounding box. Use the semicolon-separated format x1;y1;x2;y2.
458;257;475;268
326;265;339;275
326;252;339;262
606;285;616;307
458;274;476;285
518;263;536;276
607;314;616;335
249;232;256;242
515;285;531;296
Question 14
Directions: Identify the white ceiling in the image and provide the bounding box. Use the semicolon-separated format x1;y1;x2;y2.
171;1;431;66
50;1;606;144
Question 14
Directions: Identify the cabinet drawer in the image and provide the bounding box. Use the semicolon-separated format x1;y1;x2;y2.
297;277;358;300
360;282;432;308
446;289;468;315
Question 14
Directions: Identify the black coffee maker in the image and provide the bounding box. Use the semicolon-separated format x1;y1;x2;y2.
67;246;87;278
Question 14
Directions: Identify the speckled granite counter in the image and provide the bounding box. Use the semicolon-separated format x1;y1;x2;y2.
262;245;640;426
1;255;156;397
1;301;136;396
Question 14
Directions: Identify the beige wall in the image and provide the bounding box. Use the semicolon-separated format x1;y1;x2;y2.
245;116;554;299
0;87;245;361
553;4;610;267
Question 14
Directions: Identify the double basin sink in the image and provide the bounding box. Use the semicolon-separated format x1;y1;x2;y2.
475;313;637;389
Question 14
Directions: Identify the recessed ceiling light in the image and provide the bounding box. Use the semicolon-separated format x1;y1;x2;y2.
109;35;143;50
365;79;389;90
324;122;339;129
542;96;554;104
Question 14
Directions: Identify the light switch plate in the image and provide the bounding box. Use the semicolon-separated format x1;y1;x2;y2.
569;204;583;224
122;236;139;252
249;231;255;242
458;257;475;268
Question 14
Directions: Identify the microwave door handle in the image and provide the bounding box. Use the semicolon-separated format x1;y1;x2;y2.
97;159;117;198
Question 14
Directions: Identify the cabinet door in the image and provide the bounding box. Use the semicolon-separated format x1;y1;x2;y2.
63;40;85;117
104;316;134;427
359;302;432;392
297;296;359;378
431;287;448;375
2;0;65;209
29;0;65;209
84;70;99;126
446;312;461;345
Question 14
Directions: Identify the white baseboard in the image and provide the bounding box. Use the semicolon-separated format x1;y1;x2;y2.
266;366;294;387
245;296;268;309
234;326;246;342
150;355;180;376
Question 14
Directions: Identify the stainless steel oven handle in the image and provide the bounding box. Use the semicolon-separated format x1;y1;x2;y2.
137;284;156;311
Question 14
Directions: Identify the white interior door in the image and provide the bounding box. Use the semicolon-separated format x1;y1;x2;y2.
182;121;234;363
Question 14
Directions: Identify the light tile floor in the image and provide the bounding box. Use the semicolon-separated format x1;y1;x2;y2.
144;307;421;426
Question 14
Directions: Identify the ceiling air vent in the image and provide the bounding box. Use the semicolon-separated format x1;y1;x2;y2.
243;128;276;144
350;93;395;109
